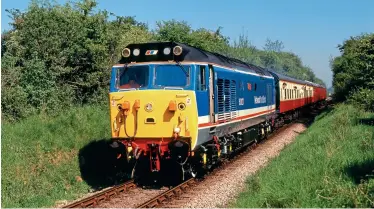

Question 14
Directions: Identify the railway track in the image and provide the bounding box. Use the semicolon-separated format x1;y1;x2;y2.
61;123;297;209
136;178;197;208
62;180;136;208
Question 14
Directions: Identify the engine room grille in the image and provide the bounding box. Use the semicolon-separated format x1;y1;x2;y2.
217;78;238;122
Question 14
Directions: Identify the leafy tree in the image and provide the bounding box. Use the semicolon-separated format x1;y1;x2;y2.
1;0;148;121
155;20;192;43
331;33;374;110
1;1;326;121
264;38;284;52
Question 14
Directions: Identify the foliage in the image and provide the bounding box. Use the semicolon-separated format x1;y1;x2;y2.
231;104;374;208
331;33;374;110
347;87;374;110
154;19;229;53
1;0;148;121
1;0;325;122
263;38;284;52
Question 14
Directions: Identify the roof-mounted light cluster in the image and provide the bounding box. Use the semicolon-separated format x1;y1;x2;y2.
122;48;131;58
173;46;183;55
121;45;184;58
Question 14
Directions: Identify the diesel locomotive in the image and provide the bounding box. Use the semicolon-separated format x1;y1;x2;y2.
108;42;327;183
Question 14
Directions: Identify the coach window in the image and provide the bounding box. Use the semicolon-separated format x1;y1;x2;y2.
284;89;286;100
197;65;207;91
286;89;288;99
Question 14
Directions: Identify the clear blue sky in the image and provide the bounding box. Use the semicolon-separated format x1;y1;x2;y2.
2;0;374;87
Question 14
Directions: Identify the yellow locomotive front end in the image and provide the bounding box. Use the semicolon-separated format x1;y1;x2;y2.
110;89;197;141
108;43;200;182
109;88;198;167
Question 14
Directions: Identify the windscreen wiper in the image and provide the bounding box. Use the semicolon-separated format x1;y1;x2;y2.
175;61;189;77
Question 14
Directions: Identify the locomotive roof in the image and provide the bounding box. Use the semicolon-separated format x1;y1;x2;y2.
267;69;324;88
119;42;273;77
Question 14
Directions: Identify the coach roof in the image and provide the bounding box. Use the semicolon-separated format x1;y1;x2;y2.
267;69;323;87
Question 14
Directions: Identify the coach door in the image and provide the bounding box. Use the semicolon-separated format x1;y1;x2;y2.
208;65;216;123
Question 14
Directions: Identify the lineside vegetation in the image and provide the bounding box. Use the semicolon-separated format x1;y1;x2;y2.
231;104;374;208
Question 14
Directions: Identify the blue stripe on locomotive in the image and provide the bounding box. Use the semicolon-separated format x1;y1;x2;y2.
195;65;275;117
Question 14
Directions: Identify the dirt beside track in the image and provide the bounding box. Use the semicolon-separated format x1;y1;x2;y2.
164;122;308;208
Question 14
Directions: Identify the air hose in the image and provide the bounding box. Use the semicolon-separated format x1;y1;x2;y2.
123;109;138;138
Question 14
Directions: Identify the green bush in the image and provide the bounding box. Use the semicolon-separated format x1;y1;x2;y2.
1;0;148;121
331;33;374;103
347;88;374;111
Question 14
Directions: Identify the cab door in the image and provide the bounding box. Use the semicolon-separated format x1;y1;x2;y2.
196;65;211;124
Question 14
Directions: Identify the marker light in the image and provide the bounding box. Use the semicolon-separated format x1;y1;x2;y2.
133;48;140;56
174;127;181;133
168;100;177;112
122;48;131;58
173;46;183;56
145;103;153;112
163;47;171;55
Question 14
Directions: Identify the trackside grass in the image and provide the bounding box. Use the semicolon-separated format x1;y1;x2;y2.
1;105;114;208
231;104;374;208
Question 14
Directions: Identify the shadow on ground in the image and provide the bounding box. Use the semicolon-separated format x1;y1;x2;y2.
310;104;335;123
78;139;131;190
298;104;333;128
345;159;374;184
357;118;374;126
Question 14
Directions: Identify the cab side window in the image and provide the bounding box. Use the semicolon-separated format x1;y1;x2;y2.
197;65;207;91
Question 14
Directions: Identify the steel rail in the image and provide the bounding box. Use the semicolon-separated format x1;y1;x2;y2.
136;178;196;208
61;180;136;208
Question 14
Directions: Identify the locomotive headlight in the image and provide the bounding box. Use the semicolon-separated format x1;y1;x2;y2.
133;48;140;56
178;102;186;110
122;48;131;58
174;127;181;133
173;46;183;56
163;47;171;55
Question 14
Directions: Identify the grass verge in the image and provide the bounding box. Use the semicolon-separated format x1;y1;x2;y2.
231;104;374;208
1;105;115;208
